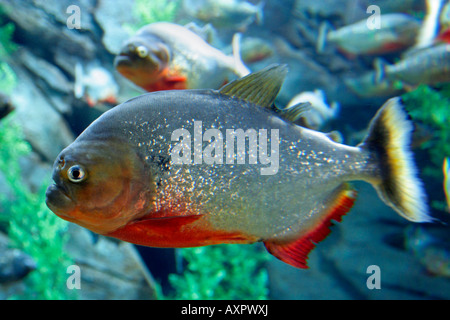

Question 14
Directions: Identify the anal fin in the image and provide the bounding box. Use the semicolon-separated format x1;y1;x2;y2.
263;184;357;269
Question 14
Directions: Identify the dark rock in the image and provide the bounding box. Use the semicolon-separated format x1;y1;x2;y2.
0;232;36;285
8;63;75;162
18;49;72;94
64;224;159;300
0;93;15;120
2;0;98;60
94;0;136;54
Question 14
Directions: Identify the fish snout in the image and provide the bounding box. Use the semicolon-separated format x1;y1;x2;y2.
45;183;75;218
45;156;75;216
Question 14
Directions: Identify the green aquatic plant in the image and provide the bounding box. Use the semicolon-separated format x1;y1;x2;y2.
124;0;181;33
0;116;76;300
402;85;450;211
0;61;17;95
0;20;17;57
0;7;18;95
402;85;450;175
167;244;269;300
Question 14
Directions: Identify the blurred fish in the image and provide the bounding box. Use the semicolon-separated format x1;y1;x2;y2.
182;0;264;31
46;65;431;269
317;14;420;56
285;89;339;130
375;44;450;87
414;0;444;49
0;92;14;120
437;0;450;43
114;22;250;92
444;157;450;211
240;36;274;64
405;225;450;277
344;71;404;98
0;248;36;284
74;63;119;107
357;0;425;14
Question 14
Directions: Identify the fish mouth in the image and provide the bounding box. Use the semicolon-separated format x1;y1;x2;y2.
114;54;134;67
45;183;75;218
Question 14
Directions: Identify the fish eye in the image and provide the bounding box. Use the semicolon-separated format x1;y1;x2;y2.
136;45;149;58
67;165;87;183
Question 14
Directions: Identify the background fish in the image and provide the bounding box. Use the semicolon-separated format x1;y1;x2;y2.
344;71;404;98
318;14;421;56
405;225;450;277
114;22;250;92
285;89;339;130
45;66;430;269
0;248;36;284
74;63;119;107
375;44;450;86
182;0;264;31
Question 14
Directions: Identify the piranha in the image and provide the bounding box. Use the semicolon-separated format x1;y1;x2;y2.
45;65;431;269
114;22;250;92
317;14;420;56
181;0;264;31
374;44;450;87
344;71;404;98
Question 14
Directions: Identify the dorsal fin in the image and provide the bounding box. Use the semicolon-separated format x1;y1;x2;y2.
219;64;288;109
277;102;311;122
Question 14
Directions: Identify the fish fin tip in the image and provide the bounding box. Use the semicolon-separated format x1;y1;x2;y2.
361;97;431;223
219;64;288;109
278;101;311;122
264;184;357;269
374;58;388;83
231;33;251;77
325;130;344;144
316;21;330;53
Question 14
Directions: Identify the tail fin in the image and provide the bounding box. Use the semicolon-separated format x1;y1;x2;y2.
374;58;388;84
255;1;264;25
358;97;431;222
316;21;330;53
415;0;444;49
231;33;251;77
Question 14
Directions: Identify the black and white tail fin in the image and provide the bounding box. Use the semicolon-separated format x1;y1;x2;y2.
359;97;431;222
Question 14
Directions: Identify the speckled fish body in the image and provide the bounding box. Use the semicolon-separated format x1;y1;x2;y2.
46;66;430;268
